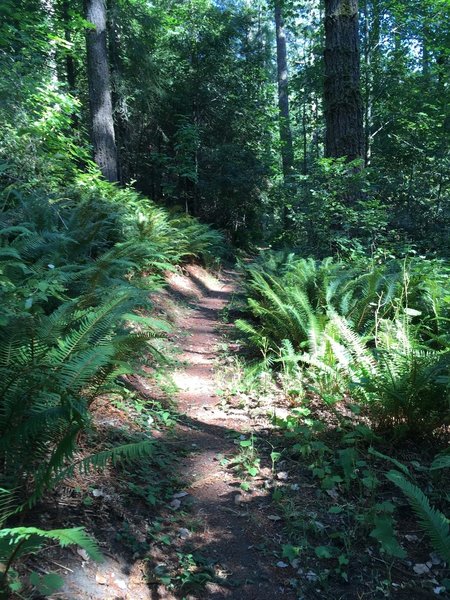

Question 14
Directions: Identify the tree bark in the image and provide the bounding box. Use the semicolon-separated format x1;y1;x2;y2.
85;0;118;182
324;0;364;161
61;0;76;90
274;0;294;179
107;0;126;183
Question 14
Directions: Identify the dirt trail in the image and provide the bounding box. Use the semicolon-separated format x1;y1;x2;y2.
164;266;296;599
55;266;297;600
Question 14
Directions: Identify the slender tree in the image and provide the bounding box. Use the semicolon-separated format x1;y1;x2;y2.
85;0;118;182
362;0;380;164
61;0;76;90
274;0;294;179
323;0;364;161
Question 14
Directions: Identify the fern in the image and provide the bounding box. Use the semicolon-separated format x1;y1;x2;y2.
55;441;154;481
0;526;102;562
0;175;221;513
368;447;410;476
0;524;102;590
238;251;450;435
386;470;450;563
431;453;450;471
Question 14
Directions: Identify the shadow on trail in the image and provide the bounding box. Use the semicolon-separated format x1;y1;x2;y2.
140;414;298;600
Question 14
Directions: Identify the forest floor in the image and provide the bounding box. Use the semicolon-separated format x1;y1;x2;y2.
26;264;447;600
31;265;298;600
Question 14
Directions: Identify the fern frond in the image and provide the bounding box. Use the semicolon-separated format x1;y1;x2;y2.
49;441;155;487
386;470;450;563
431;453;450;471
330;312;377;374
0;526;102;562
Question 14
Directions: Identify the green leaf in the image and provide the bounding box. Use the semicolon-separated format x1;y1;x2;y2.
9;581;23;592
315;545;334;559
328;506;343;514
404;308;422;317
431;453;450;471
282;544;302;561
270;451;282;463
30;572;64;596
362;474;379;491
239;440;252;447
369;514;406;558
338;554;349;566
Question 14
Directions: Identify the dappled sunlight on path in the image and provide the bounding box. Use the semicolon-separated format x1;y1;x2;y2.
157;265;297;599
58;265;296;600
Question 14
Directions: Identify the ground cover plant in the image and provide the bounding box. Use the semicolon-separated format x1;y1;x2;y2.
232;250;450;595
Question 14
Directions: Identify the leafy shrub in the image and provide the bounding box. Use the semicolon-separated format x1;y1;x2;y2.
278;158;390;255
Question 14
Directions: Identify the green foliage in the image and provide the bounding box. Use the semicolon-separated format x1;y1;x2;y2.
0;526;102;564
431;452;450;471
236;256;335;350
238;251;450;435
369;512;407;559
0;41;224;586
0;167;222;508
271;401;449;579
1;0;449;593
0;525;102;594
386;470;450;563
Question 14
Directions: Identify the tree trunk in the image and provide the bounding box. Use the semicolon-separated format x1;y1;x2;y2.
107;0;126;183
85;0;118;182
61;1;76;90
274;0;294;179
324;0;364;161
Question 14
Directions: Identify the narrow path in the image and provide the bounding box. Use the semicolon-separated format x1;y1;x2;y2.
166;266;296;599
56;266;298;600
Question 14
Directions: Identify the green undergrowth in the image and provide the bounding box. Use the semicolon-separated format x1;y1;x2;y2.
0;122;224;594
237;250;450;436
230;250;450;596
269;408;450;596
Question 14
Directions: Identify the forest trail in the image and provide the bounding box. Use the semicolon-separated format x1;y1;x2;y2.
56;265;299;600
155;265;297;599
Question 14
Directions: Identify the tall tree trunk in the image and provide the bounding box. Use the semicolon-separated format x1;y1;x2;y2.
365;0;380;164
107;0;125;183
85;0;118;182
362;0;375;165
324;0;364;161
61;0;76;90
274;0;294;179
